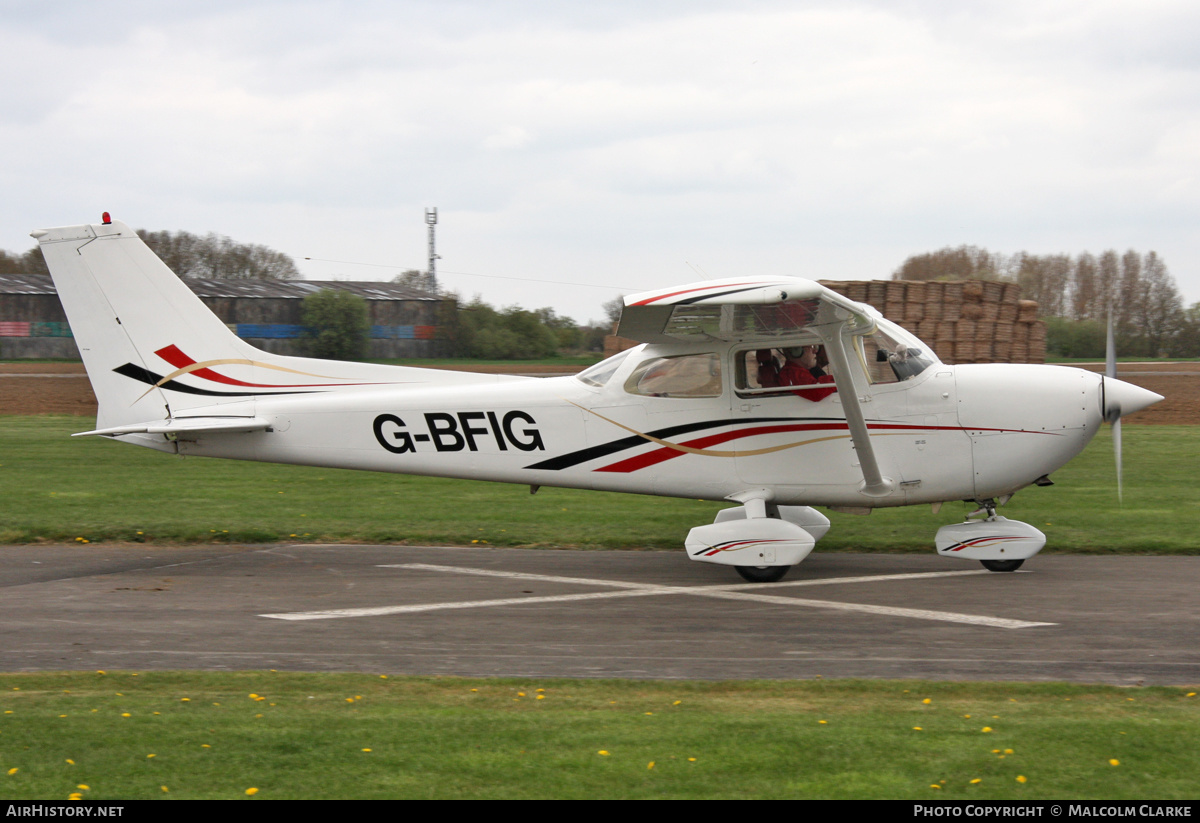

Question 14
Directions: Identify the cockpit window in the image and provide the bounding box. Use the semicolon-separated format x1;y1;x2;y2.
624;353;722;398
575;350;632;387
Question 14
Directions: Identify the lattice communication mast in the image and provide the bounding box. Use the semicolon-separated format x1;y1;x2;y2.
425;207;440;293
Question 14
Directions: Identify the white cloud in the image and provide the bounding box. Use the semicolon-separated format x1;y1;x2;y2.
3;0;1199;321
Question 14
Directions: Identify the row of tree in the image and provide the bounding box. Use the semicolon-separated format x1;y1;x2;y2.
1;230;299;281
894;245;1196;358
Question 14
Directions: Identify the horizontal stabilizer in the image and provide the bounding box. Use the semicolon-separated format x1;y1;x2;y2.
74;416;271;438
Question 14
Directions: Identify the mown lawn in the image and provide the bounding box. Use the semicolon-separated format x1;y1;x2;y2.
1;672;1196;800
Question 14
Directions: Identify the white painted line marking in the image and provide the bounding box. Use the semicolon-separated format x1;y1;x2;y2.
261;564;1055;628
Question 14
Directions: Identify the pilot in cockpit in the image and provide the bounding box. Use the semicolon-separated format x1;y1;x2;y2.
779;345;837;402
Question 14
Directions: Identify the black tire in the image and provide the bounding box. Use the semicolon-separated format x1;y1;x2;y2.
735;565;790;583
980;559;1025;572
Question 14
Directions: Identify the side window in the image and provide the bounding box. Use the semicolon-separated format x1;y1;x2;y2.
624;353;722;398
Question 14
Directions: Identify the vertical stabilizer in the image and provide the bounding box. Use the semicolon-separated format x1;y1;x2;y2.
33;217;515;432
36;219;289;427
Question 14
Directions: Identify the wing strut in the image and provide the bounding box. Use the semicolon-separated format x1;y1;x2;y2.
823;320;895;498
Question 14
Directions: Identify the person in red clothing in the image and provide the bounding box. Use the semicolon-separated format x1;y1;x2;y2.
779;346;837;402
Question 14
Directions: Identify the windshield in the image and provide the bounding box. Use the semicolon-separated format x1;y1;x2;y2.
858;319;938;384
575;349;633;387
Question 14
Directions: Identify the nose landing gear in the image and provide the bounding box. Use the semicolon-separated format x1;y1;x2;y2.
935;498;1046;572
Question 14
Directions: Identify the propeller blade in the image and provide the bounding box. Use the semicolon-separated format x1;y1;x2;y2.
1106;311;1116;380
1113;416;1123;505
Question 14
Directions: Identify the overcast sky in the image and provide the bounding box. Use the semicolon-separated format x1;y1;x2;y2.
4;0;1198;323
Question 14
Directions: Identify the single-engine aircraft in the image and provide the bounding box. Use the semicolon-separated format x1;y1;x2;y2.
33;216;1163;582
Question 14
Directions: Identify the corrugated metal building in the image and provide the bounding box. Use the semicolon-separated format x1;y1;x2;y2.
0;274;446;359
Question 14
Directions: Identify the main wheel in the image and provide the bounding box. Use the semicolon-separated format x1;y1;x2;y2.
980;559;1025;572
735;565;790;583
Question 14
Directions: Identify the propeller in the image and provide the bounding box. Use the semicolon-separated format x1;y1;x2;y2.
1105;313;1122;503
1101;314;1164;502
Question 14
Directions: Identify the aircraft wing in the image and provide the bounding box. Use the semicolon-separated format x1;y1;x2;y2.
617;277;875;345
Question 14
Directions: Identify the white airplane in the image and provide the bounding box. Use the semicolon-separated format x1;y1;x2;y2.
33;215;1163;582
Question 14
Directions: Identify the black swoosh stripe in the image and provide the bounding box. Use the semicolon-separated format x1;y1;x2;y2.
523;416;838;471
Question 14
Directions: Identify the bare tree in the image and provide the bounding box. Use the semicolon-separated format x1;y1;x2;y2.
892;246;1008;281
135;229;300;280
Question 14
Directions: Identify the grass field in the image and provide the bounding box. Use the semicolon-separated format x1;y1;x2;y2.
2;418;1198;800
1;672;1196;800
0;417;1196;552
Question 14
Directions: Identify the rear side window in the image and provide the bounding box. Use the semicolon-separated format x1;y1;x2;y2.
624;353;722;398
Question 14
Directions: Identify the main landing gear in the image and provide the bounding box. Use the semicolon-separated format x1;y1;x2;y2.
734;565;791;583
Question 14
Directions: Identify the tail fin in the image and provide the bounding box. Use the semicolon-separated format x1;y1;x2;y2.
33;218;494;430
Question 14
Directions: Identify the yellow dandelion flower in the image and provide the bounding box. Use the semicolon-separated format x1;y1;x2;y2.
59;714;67;718
380;675;388;679
922;698;932;705
536;695;545;700
146;754;156;759
68;793;82;801
673;700;682;706
121;713;131;718
245;787;259;796
1187;693;1196;697
688;758;696;762
66;759;74;765
645;712;653;716
1005;749;1014;754
598;750;610;756
77;784;89;790
647;761;655;770
930;785;941;790
1109;759;1120;766
913;727;923;731
7;768;16;775
1016;776;1027;784
981;727;993;733
362;748;372;753
161;786;169;793
536;688;544;693
470;688;478;692
518;692;525;697
249;694;259;699
345;698;354;703
201;744;211;748
96;671;105;675
181;698;190;702
970;778;982;784
818;720;828;724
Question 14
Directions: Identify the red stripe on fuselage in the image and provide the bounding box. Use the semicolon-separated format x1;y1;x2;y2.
593;422;1046;474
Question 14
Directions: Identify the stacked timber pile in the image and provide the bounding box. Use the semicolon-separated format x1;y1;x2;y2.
602;279;1045;364
820;280;1045;364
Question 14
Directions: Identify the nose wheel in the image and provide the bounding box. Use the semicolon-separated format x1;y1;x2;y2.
980;559;1024;572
